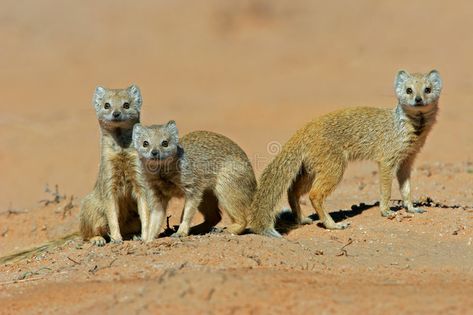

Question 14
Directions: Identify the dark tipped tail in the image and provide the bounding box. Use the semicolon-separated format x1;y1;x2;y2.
0;232;79;265
250;143;304;236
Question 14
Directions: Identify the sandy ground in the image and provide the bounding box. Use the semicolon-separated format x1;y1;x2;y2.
1;0;473;314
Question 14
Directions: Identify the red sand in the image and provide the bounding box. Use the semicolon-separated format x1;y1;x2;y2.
1;1;472;314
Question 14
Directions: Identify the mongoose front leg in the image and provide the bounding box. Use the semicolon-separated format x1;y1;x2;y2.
379;163;395;217
106;200;123;244
136;195;150;241
146;198;167;242
397;160;425;214
173;195;201;237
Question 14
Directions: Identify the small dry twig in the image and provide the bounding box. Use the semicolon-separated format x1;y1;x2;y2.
452;226;465;235
336;238;353;257
67;256;81;265
88;265;98;274
0;277;44;286
2;203;28;216
17;267;52;280
88;258;118;275
397;213;413;222
62;195;74;218
39;184;66;206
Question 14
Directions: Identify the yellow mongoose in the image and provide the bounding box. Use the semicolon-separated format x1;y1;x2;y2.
132;121;257;239
251;70;442;237
80;85;150;246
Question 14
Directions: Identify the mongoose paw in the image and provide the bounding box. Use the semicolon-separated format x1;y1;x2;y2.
110;237;123;244
90;236;106;247
171;231;188;238
298;217;314;225
381;210;396;218
407;207;426;214
132;235;142;241
210;227;225;234
324;221;350;230
224;224;246;235
261;228;282;238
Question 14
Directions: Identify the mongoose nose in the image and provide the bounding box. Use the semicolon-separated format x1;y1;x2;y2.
151;150;159;157
112;111;121;118
415;97;422;104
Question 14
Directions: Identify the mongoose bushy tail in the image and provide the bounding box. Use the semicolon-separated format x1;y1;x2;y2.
250;136;305;237
0;232;79;265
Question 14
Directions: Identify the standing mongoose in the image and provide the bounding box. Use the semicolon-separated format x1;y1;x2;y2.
251;70;442;237
132;121;257;239
80;85;150;246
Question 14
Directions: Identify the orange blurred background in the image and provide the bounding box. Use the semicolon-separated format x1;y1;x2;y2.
1;0;472;209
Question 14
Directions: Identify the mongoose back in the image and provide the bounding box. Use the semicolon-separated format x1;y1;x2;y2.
132;121;257;239
80;85;149;246
251;70;442;237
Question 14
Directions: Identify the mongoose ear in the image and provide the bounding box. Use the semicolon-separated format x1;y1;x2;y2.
93;86;106;111
127;84;142;111
427;70;442;91
133;123;143;134
165;120;178;137
95;86;106;95
132;123;143;148
395;70;410;86
394;70;410;96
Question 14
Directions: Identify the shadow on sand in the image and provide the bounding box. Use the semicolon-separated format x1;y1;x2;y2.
275;201;382;235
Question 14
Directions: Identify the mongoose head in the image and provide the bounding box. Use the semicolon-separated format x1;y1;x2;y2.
132;121;181;163
93;85;142;129
395;70;442;113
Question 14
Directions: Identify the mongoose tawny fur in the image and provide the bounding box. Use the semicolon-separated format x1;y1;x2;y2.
251;70;442;237
132;121;257;239
80;85;150;246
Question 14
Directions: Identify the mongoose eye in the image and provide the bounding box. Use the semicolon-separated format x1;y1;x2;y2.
406;88;413;95
143;141;149;148
123;102;130;109
424;87;431;94
161;140;169;147
104;103;111;109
